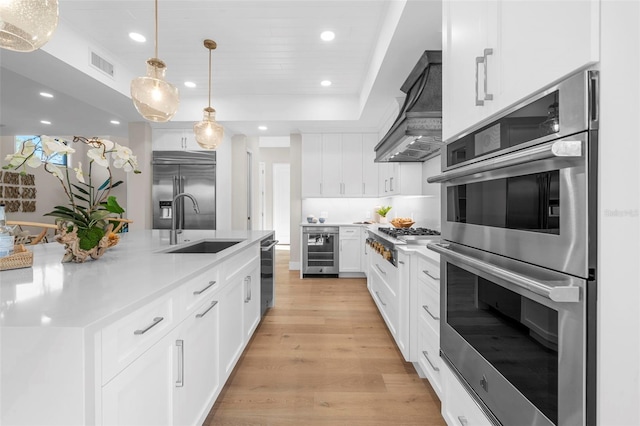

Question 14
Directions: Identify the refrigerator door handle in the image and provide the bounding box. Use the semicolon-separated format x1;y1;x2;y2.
180;176;186;231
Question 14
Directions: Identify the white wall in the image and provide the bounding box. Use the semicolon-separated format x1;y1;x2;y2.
258;147;290;230
289;133;302;268
597;2;640;424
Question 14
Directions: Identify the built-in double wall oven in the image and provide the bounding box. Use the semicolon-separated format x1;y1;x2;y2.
428;70;598;426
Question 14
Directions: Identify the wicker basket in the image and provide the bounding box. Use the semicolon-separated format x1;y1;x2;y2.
0;244;33;271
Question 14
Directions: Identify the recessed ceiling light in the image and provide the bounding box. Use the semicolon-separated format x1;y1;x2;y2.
184;81;196;88
39;92;53;98
129;32;146;43
110;120;121;125
258;126;268;131
320;31;335;41
40;120;51;125
320;80;332;87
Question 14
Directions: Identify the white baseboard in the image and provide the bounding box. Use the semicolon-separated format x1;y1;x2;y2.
289;262;300;271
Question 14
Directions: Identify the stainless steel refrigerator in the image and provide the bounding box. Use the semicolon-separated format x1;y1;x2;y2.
152;151;216;230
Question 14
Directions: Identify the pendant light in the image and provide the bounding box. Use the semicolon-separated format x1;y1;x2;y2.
130;0;179;122
0;0;59;52
193;39;224;149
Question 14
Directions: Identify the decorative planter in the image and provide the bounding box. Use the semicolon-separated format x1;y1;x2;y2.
55;222;118;263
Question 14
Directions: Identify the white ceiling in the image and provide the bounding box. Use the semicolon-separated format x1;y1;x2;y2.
0;0;442;139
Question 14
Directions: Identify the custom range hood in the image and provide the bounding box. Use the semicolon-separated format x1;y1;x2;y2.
375;50;442;162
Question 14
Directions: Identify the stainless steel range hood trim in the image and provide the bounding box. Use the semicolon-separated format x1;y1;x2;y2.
375;50;442;163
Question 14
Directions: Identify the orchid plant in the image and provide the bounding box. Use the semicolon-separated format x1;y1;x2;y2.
3;136;140;251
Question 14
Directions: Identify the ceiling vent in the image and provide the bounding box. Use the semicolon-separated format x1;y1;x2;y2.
90;51;114;78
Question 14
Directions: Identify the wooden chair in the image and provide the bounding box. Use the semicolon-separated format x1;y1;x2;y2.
6;221;58;245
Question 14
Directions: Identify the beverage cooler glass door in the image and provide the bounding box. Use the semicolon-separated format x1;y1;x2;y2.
303;228;339;275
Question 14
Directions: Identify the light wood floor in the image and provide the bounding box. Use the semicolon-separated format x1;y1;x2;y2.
204;248;446;426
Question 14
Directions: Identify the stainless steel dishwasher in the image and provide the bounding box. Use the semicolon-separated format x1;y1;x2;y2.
302;226;339;277
260;235;278;316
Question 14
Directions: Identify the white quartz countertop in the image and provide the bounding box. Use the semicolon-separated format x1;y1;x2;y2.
0;229;273;330
299;222;375;226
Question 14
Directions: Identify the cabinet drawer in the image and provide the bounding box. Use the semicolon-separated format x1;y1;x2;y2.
224;245;259;281
182;267;220;314
442;363;493;426
418;279;440;334
370;255;398;296
370;268;398;337
418;321;442;397
101;291;177;383
339;226;361;239
417;254;440;292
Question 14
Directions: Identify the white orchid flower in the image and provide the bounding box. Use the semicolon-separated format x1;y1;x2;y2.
26;155;43;168
74;162;85;183
112;143;133;160
40;136;57;155
45;139;75;155
47;164;64;180
87;147;109;167
99;139;115;151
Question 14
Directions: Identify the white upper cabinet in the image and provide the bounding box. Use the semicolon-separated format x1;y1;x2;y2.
153;128;202;151
301;134;323;197
443;0;599;140
378;162;423;196
301;133;379;198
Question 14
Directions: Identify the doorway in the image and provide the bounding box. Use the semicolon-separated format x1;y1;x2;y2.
272;163;290;244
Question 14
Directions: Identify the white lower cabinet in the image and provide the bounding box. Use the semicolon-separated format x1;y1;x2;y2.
339;226;362;273
102;327;176;425
100;244;261;426
442;363;492;426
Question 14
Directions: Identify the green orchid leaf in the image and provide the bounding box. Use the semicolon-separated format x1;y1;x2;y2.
71;184;90;195
72;194;91;204
97;178;111;191
109;180;124;189
103;196;125;214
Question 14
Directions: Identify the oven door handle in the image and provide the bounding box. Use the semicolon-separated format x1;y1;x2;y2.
427;243;580;303
427;139;582;183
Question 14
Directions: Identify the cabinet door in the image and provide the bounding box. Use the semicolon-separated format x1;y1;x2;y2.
218;277;245;381
183;130;203;151
154;129;188;151
243;266;261;340
339;227;362;272
443;0;499;140
499;0;599;106
341;134;363;197
361;134;379;197
301;134;323;197
174;297;220;426
378;163;390;196
102;330;176;426
397;251;411;361
321;134;343;197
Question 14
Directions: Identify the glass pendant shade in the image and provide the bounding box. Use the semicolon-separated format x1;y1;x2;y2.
194;107;224;149
130;58;180;122
0;0;59;52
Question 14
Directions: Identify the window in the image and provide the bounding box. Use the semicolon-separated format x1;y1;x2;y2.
15;135;68;166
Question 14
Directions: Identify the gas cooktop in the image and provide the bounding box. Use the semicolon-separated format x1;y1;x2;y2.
377;227;441;243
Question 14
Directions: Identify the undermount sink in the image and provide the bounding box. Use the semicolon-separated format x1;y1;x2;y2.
165;240;243;254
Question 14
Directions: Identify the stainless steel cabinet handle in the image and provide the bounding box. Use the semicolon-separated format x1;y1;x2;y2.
244;277;250;303
176;340;184;387
375;263;387;275
475;54;485;106
196;300;218;318
248;276;252;301
422;269;440;281
375;291;387;307
422;350;440;372
398;260;405;265
261;240;279;251
457;416;468;426
133;317;164;335
385;179;388;192
423;305;440;321
193;280;216;295
483;48;494;101
389;177;394;192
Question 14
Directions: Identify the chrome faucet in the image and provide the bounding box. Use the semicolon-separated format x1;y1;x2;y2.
170;193;200;245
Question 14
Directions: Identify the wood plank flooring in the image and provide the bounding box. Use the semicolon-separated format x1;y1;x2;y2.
204;248;446;426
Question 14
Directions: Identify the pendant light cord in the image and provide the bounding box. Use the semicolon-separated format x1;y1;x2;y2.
154;0;159;58
208;47;212;108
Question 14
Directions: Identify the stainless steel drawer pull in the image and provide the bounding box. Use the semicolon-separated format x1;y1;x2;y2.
457;416;468;426
422;350;440;372
475;54;484;106
375;291;387;307
193;280;216;295
196;300;218;318
375;264;387;275
422;305;440;321
176;340;184;387
422;269;440;281
398;260;405;265
133;316;164;335
483;48;494;101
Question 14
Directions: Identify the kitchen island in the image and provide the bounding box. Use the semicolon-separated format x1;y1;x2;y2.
1;229;273;426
